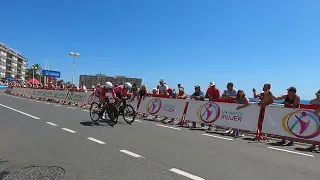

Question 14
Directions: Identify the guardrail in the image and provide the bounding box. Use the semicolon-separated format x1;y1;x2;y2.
5;87;320;145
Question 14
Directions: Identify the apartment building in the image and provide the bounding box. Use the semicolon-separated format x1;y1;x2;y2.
0;42;28;80
79;74;142;88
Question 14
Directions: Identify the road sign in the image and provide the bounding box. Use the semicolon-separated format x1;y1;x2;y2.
42;70;61;78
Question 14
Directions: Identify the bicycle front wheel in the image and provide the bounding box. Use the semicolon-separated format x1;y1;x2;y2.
89;102;100;122
123;104;136;124
105;104;119;126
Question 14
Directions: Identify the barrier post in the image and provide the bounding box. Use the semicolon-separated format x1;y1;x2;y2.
254;106;269;141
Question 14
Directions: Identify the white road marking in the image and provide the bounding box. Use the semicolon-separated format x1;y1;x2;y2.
82;109;89;112
87;137;106;144
67;107;76;109
202;133;233;141
119;150;144;158
46;122;58;126
135;119;142;122
267;147;314;157
61;128;77;133
45;102;51;105
54;104;61;107
156;124;181;130
0;103;41;120
170;168;205;180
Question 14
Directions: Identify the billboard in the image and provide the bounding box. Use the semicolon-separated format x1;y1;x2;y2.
42;70;61;78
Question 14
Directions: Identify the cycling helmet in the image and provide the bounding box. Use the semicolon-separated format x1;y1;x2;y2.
124;82;132;89
105;81;113;89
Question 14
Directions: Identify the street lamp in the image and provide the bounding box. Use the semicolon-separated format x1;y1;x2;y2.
69;52;80;84
32;66;37;85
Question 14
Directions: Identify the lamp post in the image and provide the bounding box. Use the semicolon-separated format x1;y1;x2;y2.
69;52;80;85
32;66;37;85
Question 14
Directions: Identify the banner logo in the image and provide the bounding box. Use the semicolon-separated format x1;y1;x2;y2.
146;98;162;114
197;102;220;123
282;110;320;139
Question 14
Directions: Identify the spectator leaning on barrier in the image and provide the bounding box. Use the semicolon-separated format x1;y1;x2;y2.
307;90;320;151
273;86;300;146
158;79;168;95
253;83;274;107
221;82;237;99
205;82;220;100
176;87;187;99
190;85;205;129
231;90;250;137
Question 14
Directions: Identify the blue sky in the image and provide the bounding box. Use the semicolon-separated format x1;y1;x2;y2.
1;0;319;99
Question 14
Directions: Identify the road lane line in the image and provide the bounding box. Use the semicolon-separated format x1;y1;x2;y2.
82;109;89;112
67;107;76;109
156;124;181;130
267;147;314;157
135;119;142;122
169;168;205;180
54;104;61;107
46;122;58;126
119;150;144;158
0;103;41;120
202;134;233;141
45;102;51;105
87;137;106;144
61;128;77;133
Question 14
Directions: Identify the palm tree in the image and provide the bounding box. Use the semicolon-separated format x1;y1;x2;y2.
26;64;43;82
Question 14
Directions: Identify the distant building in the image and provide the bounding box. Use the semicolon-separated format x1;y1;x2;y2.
79;74;142;88
0;42;28;80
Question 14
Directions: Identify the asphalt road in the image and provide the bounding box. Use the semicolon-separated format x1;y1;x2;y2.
1;93;320;180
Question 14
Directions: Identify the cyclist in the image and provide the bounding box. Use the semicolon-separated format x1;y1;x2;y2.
114;82;133;111
98;81;116;118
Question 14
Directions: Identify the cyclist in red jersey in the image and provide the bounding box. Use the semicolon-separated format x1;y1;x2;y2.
98;81;117;117
114;82;133;111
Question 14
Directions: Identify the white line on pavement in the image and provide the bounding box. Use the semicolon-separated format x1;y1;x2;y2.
87;137;106;144
0;103;41;120
202;134;233;141
135;119;142;122
54;104;61;107
169;168;205;180
119;150;144;158
46;122;58;126
45;102;51;105
267;147;314;157
82;109;89;112
156;124;181;130
67;107;76;109
61;128;77;133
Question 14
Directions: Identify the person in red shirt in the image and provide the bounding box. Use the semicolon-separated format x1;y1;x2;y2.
114;82;133;111
205;82;220;100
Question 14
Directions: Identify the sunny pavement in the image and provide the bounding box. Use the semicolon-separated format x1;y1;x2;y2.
0;92;320;180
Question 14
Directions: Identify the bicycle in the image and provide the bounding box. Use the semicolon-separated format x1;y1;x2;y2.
89;97;118;126
118;97;137;124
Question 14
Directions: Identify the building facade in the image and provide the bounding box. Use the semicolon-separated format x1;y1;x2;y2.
0;42;28;80
79;74;142;88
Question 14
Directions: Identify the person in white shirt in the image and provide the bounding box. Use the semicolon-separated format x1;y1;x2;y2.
158;79;168;95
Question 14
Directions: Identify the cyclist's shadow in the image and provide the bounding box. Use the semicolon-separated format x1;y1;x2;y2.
79;120;112;127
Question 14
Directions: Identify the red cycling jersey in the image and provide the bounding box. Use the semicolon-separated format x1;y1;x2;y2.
114;85;129;97
99;86;116;98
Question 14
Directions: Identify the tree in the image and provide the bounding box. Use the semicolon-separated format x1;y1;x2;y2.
25;64;43;83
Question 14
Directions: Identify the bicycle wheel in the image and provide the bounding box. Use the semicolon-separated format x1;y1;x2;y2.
105;104;119;126
89;102;101;122
122;104;136;124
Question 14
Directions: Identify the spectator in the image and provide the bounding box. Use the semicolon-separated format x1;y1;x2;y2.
158;79;168;95
190;85;205;129
274;86;300;146
176;87;187;99
167;88;176;98
253;83;274;107
205;82;220;100
231;90;250;137
222;82;237;99
307;90;320;151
